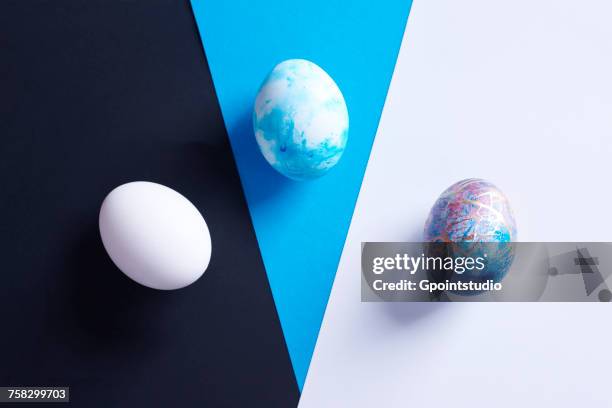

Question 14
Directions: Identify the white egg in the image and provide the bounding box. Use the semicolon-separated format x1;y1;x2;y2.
99;181;211;290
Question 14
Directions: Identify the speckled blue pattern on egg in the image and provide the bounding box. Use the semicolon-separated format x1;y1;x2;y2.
253;59;349;180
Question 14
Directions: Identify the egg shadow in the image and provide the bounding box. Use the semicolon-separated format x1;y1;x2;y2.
381;302;449;325
58;220;172;354
228;108;293;206
378;225;450;324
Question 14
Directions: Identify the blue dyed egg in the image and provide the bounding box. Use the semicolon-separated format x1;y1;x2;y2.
253;59;349;180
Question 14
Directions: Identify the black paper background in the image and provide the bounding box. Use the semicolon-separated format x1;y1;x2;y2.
0;1;299;406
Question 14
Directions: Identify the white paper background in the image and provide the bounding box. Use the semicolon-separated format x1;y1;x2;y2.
300;0;612;405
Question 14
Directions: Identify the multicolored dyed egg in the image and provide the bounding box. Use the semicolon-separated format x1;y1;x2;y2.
424;178;517;242
424;179;517;293
253;59;349;180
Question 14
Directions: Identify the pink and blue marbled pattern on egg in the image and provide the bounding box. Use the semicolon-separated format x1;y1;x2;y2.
424;179;516;242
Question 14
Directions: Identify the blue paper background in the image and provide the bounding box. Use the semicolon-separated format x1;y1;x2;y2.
191;0;412;388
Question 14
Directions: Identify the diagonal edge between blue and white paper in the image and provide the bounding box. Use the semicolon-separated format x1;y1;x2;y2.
300;0;612;405
190;0;412;389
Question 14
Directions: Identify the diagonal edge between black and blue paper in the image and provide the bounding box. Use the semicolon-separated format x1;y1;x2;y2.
0;1;299;406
